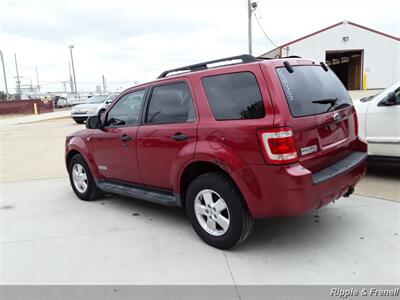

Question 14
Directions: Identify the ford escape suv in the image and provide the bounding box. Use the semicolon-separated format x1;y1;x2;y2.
65;55;367;249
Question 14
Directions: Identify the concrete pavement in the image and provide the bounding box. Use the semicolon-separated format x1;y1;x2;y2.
0;177;399;285
0;115;399;286
0;109;71;126
0;117;80;182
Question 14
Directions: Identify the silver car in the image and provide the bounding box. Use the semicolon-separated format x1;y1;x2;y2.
71;94;117;124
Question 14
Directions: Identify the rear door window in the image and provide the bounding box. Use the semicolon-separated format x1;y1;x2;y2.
276;66;352;117
202;72;265;120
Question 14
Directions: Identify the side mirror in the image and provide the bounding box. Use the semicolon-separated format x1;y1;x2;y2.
86;115;102;129
106;99;112;105
379;92;397;106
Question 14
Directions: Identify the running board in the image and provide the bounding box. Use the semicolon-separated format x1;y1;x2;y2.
95;180;182;207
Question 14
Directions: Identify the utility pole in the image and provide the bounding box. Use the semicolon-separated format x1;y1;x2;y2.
14;53;21;95
35;65;40;92
248;0;253;55
102;75;106;94
247;1;258;55
0;50;9;100
68;62;74;93
68;45;77;93
62;81;67;93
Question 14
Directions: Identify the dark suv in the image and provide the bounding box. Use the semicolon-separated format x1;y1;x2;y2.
65;55;367;249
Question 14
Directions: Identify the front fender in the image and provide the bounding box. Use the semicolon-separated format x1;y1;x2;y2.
97;104;107;114
66;136;101;178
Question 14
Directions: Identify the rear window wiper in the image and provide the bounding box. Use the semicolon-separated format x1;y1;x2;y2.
311;98;342;112
311;98;338;105
331;103;351;111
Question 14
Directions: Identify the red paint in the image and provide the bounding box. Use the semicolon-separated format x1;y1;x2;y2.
66;58;367;218
90;126;142;183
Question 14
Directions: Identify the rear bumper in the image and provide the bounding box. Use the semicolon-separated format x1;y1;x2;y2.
232;151;367;219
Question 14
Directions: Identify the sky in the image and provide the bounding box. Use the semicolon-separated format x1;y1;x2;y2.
0;0;399;94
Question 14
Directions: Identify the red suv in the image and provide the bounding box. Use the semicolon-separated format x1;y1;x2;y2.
65;55;367;249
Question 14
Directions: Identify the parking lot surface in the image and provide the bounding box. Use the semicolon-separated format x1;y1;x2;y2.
0;115;399;285
1;177;399;285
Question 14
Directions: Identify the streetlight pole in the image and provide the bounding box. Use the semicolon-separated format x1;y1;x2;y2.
0;50;9;100
102;75;106;93
69;45;77;94
247;1;258;55
14;53;21;95
248;0;253;55
68;63;74;93
35;65;40;92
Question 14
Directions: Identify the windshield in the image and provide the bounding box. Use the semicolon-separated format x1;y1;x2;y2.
107;95;117;101
362;82;400;102
277;65;353;117
86;95;108;104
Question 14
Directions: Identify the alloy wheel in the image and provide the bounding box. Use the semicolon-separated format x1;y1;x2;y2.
194;189;230;236
72;163;88;193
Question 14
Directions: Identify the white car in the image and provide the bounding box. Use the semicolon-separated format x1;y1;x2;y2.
354;82;400;159
71;94;117;124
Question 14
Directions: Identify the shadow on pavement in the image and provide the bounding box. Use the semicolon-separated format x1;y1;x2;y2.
104;193;356;253
366;159;400;179
237;214;337;251
101;193;188;224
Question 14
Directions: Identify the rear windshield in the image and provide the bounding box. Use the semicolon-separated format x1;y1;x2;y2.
276;66;352;117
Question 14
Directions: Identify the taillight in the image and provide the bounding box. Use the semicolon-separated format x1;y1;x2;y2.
258;127;298;164
354;112;359;136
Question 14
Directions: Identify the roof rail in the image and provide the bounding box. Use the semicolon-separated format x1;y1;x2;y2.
157;54;259;78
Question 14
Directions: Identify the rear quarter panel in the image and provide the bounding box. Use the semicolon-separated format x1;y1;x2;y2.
188;63;275;167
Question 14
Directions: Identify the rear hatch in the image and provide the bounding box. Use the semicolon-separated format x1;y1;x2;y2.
275;64;358;172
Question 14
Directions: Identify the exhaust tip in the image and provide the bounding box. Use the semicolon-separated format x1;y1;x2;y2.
343;186;355;198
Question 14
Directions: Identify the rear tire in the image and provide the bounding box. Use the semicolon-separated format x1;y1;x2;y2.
68;154;102;201
185;172;254;249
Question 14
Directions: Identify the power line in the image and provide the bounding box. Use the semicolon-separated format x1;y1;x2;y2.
253;11;278;48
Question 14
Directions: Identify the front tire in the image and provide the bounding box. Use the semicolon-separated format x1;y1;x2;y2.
186;172;254;249
68;154;102;201
98;109;106;117
73;117;86;124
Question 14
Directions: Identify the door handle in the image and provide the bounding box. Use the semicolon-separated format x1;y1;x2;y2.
171;132;188;141
120;134;133;142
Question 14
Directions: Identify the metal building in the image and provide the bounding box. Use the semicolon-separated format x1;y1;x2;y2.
260;20;400;90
